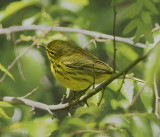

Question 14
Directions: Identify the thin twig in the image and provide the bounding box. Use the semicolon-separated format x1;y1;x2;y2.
14;39;25;80
0;25;146;48
94;37;110;42
83;38;97;49
60;95;66;104
154;73;159;118
30;106;36;115
97;88;105;106
128;84;146;109
115;73;126;99
67;108;71;116
0;41;37;82
152;24;160;32
113;5;117;73
0;28;52;83
22;87;39;99
130;24;160;40
83;37;110;49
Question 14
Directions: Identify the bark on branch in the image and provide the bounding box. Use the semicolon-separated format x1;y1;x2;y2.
0;25;145;48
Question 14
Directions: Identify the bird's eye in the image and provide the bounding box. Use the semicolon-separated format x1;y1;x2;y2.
49;51;55;56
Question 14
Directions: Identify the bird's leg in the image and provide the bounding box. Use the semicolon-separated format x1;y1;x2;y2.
69;90;77;100
70;85;91;101
73;90;76;97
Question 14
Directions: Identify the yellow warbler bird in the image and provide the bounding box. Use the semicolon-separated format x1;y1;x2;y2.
40;40;113;91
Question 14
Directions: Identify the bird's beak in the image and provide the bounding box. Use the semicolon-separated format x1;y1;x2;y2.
38;45;46;49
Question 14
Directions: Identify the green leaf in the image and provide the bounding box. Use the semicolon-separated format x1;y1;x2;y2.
141;12;151;25
144;28;154;43
111;0;124;6
66;0;89;6
74;107;91;117
118;99;130;110
124;0;143;18
23;116;58;137
123;19;137;34
124;3;137;18
145;40;160;83
130;115;152;137
150;121;160;137
103;87;115;104
135;10;153;43
132;83;147;112
146;113;160;127
56;118;70;136
107;129;129;137
110;99;118;110
140;86;153;112
20;34;33;41
108;79;121;91
122;79;134;102
0;64;15;81
140;12;153;43
115;42;140;70
0;1;39;21
0;101;14;119
153;0;159;2
68;118;86;128
100;114;128;128
143;0;159;14
134;19;144;43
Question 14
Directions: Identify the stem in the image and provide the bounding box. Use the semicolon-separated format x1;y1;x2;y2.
154;73;160;118
113;5;117;73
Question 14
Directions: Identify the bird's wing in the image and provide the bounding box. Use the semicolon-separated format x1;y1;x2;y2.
61;53;113;74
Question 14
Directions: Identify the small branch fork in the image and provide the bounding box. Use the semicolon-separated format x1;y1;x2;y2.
1;47;152;115
22;87;39;99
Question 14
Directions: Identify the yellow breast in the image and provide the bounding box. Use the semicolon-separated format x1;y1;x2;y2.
50;63;111;91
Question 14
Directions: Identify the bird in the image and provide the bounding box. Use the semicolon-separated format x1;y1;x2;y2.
40;40;114;91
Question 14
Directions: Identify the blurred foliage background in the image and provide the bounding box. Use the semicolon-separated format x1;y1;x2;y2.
0;0;160;137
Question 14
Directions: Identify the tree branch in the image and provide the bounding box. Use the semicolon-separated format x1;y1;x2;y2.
0;25;145;48
2;96;69;112
2;47;151;113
